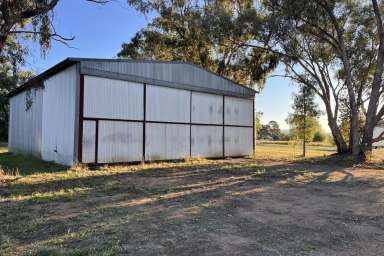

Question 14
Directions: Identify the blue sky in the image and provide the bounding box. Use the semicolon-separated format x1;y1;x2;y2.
25;0;327;131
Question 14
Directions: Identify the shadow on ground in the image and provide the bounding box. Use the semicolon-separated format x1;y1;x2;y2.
1;155;384;256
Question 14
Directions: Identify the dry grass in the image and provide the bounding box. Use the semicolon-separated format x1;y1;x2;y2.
254;140;337;160
370;147;384;163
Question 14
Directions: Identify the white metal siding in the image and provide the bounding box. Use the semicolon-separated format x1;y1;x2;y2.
373;126;384;147
8;88;43;156
225;96;253;126
82;121;96;163
41;65;77;165
145;123;189;160
84;76;143;120
191;125;223;158
225;127;253;157
98;121;143;163
146;85;190;123
191;92;223;124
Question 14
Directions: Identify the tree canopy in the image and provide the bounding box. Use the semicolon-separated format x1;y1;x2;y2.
119;0;279;90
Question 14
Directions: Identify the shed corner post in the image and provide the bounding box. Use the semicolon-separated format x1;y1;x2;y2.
142;83;147;163
222;95;225;158
77;73;84;163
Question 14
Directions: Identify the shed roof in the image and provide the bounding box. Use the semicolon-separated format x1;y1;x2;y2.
8;58;257;98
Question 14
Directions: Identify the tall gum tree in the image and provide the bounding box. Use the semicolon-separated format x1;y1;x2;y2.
263;0;384;157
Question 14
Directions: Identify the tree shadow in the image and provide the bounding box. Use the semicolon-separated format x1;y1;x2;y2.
1;156;384;255
0;151;67;176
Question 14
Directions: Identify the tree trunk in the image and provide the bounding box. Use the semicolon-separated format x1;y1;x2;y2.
323;101;349;154
361;1;384;156
341;54;360;156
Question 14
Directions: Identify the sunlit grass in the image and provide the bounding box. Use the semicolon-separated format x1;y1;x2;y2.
369;147;384;164
254;140;337;160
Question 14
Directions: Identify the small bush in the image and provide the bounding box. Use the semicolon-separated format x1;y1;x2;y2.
313;131;326;142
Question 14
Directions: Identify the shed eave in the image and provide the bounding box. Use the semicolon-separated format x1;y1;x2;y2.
7;58;79;98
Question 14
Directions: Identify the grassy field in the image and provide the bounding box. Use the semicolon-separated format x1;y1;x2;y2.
255;140;337;160
256;140;384;162
0;145;384;255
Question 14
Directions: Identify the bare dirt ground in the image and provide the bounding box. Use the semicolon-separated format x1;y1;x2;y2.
1;157;384;255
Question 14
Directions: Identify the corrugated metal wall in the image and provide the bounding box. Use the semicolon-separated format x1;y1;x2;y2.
191;125;223;158
98;121;143;163
225;127;253;156
84;76;143;120
225;96;253;126
145;123;190;160
191;92;223;124
82;120;96;163
8;87;43;156
146;85;190;123
81;76;254;164
41;65;77;165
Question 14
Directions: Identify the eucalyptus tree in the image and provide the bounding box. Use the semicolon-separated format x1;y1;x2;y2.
264;0;384;157
121;0;279;90
126;0;384;158
0;0;109;55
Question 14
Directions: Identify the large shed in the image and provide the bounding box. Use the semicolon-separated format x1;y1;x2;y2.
8;58;257;166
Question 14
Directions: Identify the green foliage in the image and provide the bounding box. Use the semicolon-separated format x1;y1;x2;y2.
313;131;326;142
255;112;263;136
287;86;322;142
258;120;282;140
288;116;322;142
120;0;279;90
0;38;33;141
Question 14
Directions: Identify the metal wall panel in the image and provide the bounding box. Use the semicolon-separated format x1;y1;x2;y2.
373;126;384;147
83;76;143;120
8;87;43;157
191;92;223;124
146;85;190;123
224;96;253;126
98;121;143;163
145;123;190;160
82;121;96;163
224;127;253;157
191;125;223;158
41;65;77;165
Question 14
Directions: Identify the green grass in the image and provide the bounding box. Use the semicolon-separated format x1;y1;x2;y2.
0;147;65;176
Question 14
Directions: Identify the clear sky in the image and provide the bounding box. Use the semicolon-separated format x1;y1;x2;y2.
25;0;328;132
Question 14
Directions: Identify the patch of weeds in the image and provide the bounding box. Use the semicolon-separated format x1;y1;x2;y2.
3;187;92;203
0;234;12;256
32;239;124;256
229;191;242;197
200;201;216;208
301;242;317;252
291;171;323;184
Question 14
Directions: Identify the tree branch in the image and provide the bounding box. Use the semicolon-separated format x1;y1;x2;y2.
372;130;384;143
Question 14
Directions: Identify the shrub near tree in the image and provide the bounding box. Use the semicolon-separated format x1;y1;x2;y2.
258;120;282;141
